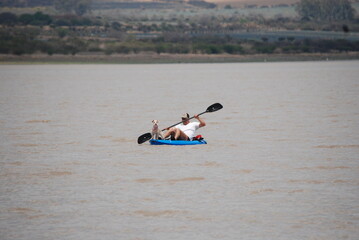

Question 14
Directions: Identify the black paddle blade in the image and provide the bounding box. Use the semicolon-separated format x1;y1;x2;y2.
137;133;152;144
206;103;223;112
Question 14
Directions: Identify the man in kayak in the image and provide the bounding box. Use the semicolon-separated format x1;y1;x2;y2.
163;113;206;141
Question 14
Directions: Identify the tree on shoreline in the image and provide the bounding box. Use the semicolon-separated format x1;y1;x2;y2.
54;0;92;16
296;0;356;21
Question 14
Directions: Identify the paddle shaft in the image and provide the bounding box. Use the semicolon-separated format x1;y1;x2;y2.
161;111;207;131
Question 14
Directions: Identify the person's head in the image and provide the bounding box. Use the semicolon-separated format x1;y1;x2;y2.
181;113;190;125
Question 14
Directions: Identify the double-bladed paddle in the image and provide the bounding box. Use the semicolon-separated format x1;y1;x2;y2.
137;103;223;144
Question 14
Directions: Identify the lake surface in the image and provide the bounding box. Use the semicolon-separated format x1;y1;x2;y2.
1;61;359;240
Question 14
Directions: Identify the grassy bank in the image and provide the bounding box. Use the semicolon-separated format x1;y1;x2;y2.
1;52;359;64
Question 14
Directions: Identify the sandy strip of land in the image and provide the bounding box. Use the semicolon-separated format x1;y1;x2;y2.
1;52;359;64
207;0;298;7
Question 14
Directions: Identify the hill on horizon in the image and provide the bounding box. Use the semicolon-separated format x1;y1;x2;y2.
96;0;299;8
2;0;358;11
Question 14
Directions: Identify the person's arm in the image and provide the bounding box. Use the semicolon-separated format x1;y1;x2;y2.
194;114;206;128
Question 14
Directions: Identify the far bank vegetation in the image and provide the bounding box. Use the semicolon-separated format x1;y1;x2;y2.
0;0;358;56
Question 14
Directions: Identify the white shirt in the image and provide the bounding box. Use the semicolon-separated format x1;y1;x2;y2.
175;122;200;140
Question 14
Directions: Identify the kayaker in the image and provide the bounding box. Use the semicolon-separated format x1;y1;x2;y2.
163;113;206;141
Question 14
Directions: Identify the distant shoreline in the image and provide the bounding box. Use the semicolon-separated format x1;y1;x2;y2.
1;52;359;64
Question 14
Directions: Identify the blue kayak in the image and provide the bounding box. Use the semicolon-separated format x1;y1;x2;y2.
150;139;207;145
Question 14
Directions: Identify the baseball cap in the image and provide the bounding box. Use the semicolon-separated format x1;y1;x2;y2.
181;113;190;119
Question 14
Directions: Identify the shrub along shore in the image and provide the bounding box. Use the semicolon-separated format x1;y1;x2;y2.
1;24;359;63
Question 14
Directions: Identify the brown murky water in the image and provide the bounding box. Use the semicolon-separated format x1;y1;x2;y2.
1;61;359;240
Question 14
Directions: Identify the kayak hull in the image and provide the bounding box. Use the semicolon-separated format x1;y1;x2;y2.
149;139;207;145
